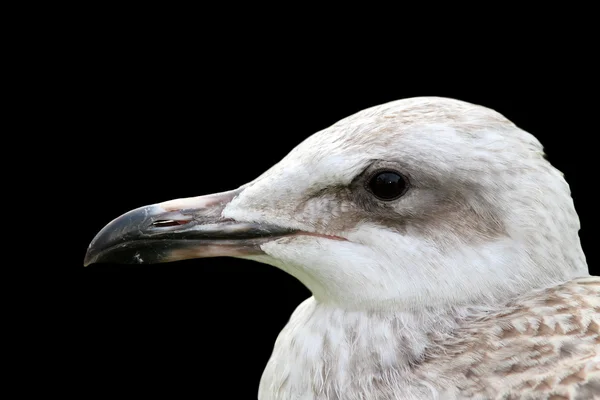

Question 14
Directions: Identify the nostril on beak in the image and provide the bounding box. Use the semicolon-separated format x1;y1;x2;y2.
151;220;191;227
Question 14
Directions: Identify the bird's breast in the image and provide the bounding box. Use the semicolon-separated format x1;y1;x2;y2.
258;298;445;400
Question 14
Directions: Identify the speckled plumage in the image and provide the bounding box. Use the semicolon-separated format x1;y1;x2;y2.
258;277;598;400
429;277;599;399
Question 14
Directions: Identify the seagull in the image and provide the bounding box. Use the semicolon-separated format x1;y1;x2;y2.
85;97;599;399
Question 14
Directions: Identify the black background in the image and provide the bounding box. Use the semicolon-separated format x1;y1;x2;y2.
62;19;597;399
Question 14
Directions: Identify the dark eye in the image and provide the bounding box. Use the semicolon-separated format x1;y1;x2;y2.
367;171;408;200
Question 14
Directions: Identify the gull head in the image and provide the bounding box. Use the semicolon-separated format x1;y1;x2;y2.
85;97;587;310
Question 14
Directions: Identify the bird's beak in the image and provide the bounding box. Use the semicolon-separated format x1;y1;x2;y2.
84;188;296;266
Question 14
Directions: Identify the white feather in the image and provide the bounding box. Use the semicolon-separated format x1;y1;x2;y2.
221;97;595;399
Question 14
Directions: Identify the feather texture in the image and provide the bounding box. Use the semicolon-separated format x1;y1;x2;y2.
260;277;599;399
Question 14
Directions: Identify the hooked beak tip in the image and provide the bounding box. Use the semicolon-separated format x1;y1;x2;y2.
83;189;296;266
83;249;95;267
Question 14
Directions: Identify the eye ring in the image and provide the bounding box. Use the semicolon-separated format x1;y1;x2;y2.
365;170;409;201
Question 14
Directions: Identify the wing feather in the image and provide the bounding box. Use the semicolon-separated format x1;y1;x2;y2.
424;277;600;399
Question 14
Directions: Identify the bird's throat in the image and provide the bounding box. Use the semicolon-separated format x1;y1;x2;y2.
259;297;465;398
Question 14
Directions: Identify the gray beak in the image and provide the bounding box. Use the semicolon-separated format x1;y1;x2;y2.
84;188;295;266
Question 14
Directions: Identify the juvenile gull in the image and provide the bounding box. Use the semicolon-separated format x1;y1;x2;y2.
85;97;599;399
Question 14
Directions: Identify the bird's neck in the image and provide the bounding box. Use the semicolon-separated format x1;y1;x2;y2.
290;297;470;361
260;297;483;398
